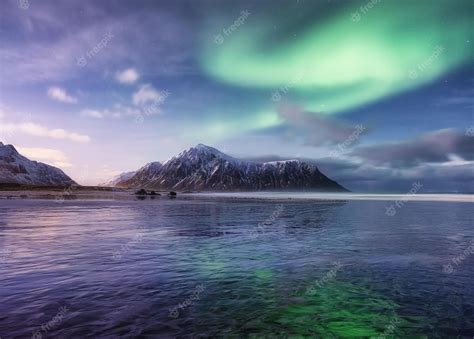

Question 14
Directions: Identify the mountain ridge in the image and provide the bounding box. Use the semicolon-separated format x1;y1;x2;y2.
112;144;348;192
0;142;76;187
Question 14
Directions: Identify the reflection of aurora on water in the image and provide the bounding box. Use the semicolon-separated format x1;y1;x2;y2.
180;201;430;336
269;282;420;337
191;266;428;337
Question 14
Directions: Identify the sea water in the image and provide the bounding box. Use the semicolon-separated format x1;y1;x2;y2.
0;195;473;337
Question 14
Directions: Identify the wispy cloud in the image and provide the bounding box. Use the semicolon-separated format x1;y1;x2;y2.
434;89;474;108
80;109;104;119
80;104;141;120
350;128;474;166
1;122;90;143
116;68;139;84
277;105;368;146
0;2;194;84
80;84;169;121
17;147;73;168
47;86;78;103
133;84;167;105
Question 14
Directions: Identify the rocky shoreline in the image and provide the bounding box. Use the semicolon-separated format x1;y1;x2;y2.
0;185;181;201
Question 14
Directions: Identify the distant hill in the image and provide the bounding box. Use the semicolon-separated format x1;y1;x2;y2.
0;142;76;187
99;171;136;188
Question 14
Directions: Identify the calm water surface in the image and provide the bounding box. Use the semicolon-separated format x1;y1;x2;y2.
0;197;473;337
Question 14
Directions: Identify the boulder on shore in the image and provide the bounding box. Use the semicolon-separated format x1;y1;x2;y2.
135;189;147;196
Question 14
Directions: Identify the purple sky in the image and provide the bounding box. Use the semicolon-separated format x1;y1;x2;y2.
0;0;473;192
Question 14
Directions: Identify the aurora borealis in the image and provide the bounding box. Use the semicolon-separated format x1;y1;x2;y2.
0;0;473;191
202;0;472;115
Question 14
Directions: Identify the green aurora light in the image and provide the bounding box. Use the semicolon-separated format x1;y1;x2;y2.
201;0;472;119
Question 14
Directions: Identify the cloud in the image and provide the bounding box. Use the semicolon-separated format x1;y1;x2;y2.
1;122;90;143
350;129;474;167
80;104;142;120
277;105;368;146
17;147;73;168
81;109;104;119
47;86;78;103
116;68;139;84
80;84;170;119
321;157;474;193
240;128;474;193
306;128;474;192
434;88;474;108
132;84;167;106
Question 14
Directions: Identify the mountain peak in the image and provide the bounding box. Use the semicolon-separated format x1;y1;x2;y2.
192;143;222;154
0;142;19;156
196;143;210;148
169;143;236;164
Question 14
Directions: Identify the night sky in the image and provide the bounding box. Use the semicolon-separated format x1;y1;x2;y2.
0;0;472;192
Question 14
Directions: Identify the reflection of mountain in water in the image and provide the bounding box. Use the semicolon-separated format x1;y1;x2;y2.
164;199;347;238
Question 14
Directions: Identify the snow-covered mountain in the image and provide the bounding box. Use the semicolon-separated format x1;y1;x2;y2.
0;142;76;186
115;144;347;191
99;171;136;187
121;162;162;188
